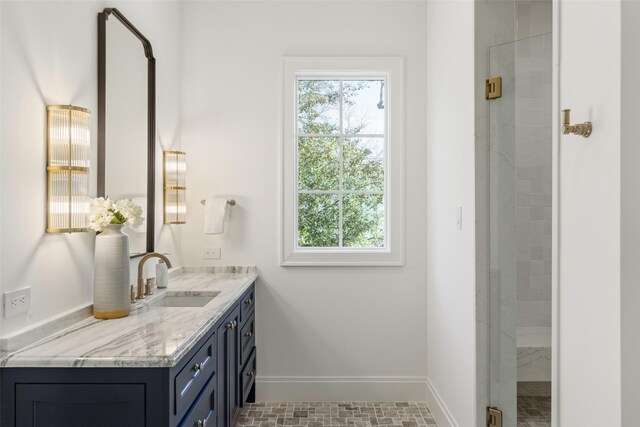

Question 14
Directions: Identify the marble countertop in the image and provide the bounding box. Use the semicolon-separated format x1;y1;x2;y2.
0;266;257;368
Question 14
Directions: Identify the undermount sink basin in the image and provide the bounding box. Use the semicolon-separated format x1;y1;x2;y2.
147;291;220;308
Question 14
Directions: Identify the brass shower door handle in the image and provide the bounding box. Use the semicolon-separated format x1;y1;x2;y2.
563;109;592;138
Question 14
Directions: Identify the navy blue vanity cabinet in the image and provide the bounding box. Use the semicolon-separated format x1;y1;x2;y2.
0;367;169;427
15;383;146;426
0;330;216;427
0;281;257;427
178;371;217;427
0;331;218;427
214;281;257;427
216;305;241;427
173;328;217;425
238;284;257;407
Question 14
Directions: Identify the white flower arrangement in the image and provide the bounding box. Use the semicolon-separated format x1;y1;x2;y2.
90;197;144;232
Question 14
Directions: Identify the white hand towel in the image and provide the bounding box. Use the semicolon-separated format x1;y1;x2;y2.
204;197;228;234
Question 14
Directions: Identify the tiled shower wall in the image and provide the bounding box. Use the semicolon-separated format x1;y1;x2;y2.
514;33;552;328
487;18;552;427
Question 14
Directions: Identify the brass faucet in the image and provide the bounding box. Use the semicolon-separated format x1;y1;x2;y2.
136;253;172;300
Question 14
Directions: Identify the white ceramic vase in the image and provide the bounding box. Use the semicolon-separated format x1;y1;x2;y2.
93;224;131;319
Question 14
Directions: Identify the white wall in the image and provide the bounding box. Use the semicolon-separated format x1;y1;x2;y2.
0;0;183;338
0;0;4;407
559;0;622;425
179;1;428;400
620;1;640;424
426;1;476;426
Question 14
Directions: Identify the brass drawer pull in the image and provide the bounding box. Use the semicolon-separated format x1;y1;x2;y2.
245;298;253;305
197;419;207;427
244;331;253;337
246;370;255;377
193;363;202;372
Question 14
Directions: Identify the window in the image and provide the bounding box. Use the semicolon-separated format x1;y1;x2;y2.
282;57;404;266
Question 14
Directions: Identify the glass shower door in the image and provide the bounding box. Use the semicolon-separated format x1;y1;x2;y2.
488;33;552;427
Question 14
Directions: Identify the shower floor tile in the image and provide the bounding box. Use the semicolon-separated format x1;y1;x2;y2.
517;396;551;427
237;402;438;427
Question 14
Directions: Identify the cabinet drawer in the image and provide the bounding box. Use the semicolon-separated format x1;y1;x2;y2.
240;347;256;405
239;310;255;367
179;372;216;427
239;283;255;325
176;331;216;418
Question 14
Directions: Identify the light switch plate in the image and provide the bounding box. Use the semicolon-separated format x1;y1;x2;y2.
4;287;31;317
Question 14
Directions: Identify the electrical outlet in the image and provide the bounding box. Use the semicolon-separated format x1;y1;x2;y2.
4;287;31;317
203;247;221;260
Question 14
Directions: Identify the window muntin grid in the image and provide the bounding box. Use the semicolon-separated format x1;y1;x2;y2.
294;77;388;250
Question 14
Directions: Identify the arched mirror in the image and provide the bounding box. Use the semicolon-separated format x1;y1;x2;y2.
98;8;155;257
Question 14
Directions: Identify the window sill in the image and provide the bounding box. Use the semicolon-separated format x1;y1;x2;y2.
280;249;404;267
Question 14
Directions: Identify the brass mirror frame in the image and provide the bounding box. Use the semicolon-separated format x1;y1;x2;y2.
97;8;155;257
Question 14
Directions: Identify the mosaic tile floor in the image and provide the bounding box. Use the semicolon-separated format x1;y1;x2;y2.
237;402;438;427
517;396;551;427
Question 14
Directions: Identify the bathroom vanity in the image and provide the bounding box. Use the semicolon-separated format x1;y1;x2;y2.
0;267;257;427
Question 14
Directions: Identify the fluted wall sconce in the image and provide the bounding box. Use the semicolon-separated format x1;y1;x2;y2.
46;105;91;233
163;150;186;224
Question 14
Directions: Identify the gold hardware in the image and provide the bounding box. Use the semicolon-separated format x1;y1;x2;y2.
200;199;236;206
46;105;91;233
485;76;502;100
247;371;255;377
144;277;155;296
137;253;173;300
245;331;253;337
197;420;207;427
487;407;502;427
136;280;145;300
130;285;136;304
562;109;592;138
245;298;252;305
93;308;131;320
194;363;202;372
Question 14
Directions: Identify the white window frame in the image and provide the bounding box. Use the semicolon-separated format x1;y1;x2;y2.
281;57;404;266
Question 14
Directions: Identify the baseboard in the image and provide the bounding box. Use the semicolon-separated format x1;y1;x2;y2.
256;376;428;402
424;376;458;427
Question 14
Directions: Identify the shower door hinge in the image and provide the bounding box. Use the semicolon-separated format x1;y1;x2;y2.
487;407;503;427
485;76;502;100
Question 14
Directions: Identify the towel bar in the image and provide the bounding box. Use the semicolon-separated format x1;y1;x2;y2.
200;199;236;206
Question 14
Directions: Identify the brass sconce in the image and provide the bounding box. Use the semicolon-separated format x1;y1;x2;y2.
163;150;186;224
46;105;91;233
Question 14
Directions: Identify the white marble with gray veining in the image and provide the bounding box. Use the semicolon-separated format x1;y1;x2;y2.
0;304;94;352
0;266;257;368
517;347;551;382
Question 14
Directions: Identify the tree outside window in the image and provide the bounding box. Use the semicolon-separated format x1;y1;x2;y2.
296;79;386;249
